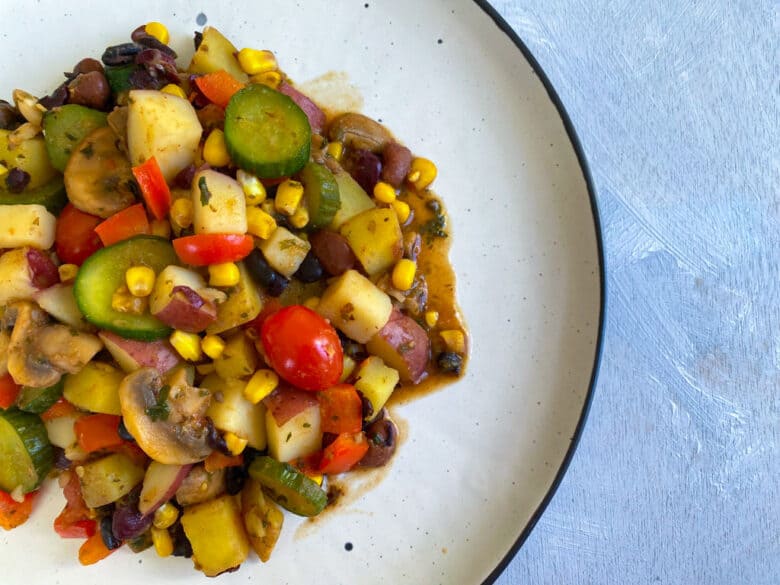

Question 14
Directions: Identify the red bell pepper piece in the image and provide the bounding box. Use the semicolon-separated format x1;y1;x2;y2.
318;431;370;475
0;373;20;409
0;489;37;530
94;203;150;247
79;531;117;565
40;397;78;421
173;233;254;266
54;472;96;539
194;70;245;109
132;156;172;220
74;414;124;453
318;384;363;434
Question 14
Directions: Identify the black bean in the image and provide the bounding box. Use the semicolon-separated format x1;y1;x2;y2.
100;516;122;550
117;419;135;442
357;390;374;420
170;521;193;558
225;465;247;496
53;447;71;470
245;249;289;297
436;351;463;375
426;199;442;214
193;31;204;51
343;148;382;194
5;168;30;193
205;418;232;456
38;84;69;109
102;42;143;66
135;34;177;59
0;101;23;130
359;415;398;467
294;252;324;283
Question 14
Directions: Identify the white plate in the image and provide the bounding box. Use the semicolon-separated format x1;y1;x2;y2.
0;1;604;583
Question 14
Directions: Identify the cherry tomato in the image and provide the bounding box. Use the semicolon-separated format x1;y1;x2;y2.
55;203;103;265
260;305;343;391
172;234;254;266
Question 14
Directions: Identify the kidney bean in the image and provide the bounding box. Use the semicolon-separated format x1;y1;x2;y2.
38;84;69;109
102;42;143;66
0;101;23;130
309;230;356;276
68;71;110;109
73;57;104;76
5;168;30;193
381;142;412;187
343;148;382;194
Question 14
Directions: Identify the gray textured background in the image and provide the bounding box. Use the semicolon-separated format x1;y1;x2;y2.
489;2;779;584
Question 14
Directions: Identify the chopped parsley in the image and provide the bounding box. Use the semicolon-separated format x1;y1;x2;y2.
198;176;212;206
145;384;171;421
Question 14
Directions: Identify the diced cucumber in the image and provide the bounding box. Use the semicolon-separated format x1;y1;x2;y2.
0;178;67;213
224;84;311;179
74;236;178;341
42;104;108;171
300;162;341;229
16;379;64;414
0;408;53;493
248;456;327;517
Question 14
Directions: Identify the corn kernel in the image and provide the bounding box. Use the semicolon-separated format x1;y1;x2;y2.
170;330;202;361
125;266;156;297
58;263;79;283
391;259;416;291
243;369;279;404
289;205;309;229
201;335;226;360
390;199;411;224
303;296;320;310
408;157;437;190
275;179;304;216
373;181;397;204
151;527;174;557
238;48;278;75
203;128;231;167
150;218;172;238
424;310;440;328
440;329;466;354
0;163;8;178
208;262;240;287
250;70;282;89
338;355;357;383
326;141;344;161
145;21;170;45
111;285;148;314
224;431;248;455
246;206;277;239
307;473;324;486
160;83;186;99
169;197;193;230
237;169;267;205
153;503;179;530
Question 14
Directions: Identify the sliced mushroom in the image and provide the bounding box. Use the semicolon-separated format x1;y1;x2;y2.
0;329;10;376
5;301;102;388
64;126;136;218
174;464;226;506
119;367;213;465
328;113;393;153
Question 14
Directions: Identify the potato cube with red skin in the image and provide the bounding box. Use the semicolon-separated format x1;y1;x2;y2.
263;386;322;462
366;307;431;383
98;331;182;374
149;265;217;333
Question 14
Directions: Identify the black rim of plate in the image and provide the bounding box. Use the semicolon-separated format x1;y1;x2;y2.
471;1;607;584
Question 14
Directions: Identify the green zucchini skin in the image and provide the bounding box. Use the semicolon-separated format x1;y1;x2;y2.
0;408;53;493
42;104;108;172
16;379;65;414
0;178;67;213
300;162;341;230
74;235;178;341
224;84;311;179
248;456;327;517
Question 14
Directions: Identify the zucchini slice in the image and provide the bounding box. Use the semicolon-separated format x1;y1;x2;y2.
16;379;65;414
300;162;341;229
0;177;67;213
42;104;108;172
0;408;53;493
248;456;327;517
74;236;178;340
224;84;311;179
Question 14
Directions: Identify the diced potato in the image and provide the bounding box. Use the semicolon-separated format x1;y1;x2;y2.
127;90;203;183
329;169;375;229
206;261;263;335
150;266;206;314
187;27;249;83
265;392;322;462
34;284;90;330
181;495;250;577
214;332;257;380
316;269;392;343
44;412;82;449
203;374;266;450
241;478;283;562
339;207;402;276
353;356;400;418
0;129;58;189
191;170;248;235
78;453;145;508
258;226;311;277
63;362;124;415
0;204;56;249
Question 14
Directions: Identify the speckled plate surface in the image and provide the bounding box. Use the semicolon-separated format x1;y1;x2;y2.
0;1;603;583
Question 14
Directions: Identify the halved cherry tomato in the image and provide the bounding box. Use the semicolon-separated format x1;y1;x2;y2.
0;373;20;409
55;203;103;265
94;203;150;247
318;384;363;434
54;472;96;539
0;489;37;530
132;156;171;220
260;305;343;391
318;432;369;475
173;233;254;266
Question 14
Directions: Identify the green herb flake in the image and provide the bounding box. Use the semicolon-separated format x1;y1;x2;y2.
145;384;171;421
198;176;212;206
